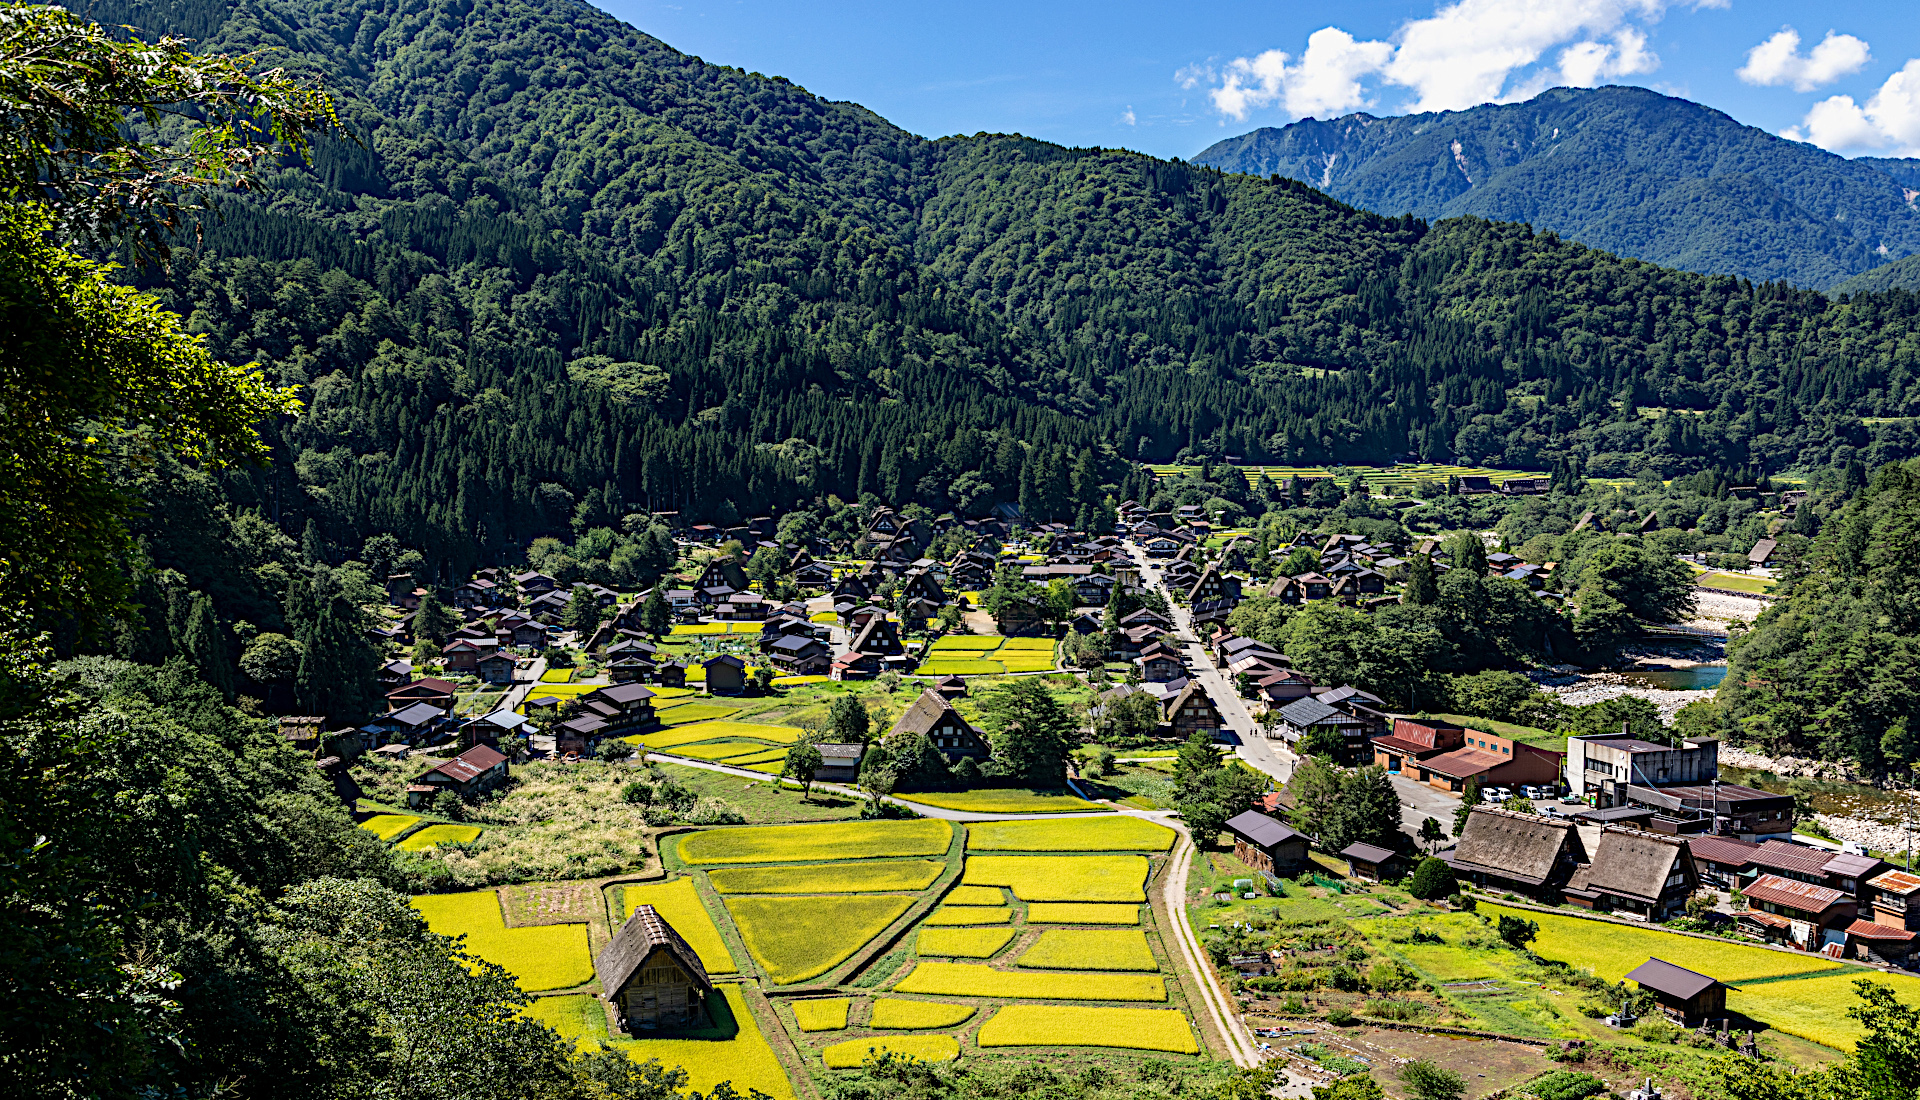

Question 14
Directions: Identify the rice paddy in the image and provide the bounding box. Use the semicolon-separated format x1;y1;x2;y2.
524;987;794;1099
917;927;1016;957
942;885;1007;905
634;721;804;750
621;878;739;975
869;999;977;1029
922;906;1012;925
708;860;946;895
966;817;1175;852
960;855;1150;902
677;819;953;865
1018;928;1157;971
895;790;1103;814
1025;903;1141;925
658;704;747;727
791;998;850;1032
724;895;916;984
893;962;1166;1002
975;1005;1198;1053
411;890;593;990
360;813;420;841
395;823;483;851
821;1034;960;1068
668;739;774;760
916;636;1056;675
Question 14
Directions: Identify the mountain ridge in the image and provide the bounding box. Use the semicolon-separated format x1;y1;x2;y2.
1191;85;1920;290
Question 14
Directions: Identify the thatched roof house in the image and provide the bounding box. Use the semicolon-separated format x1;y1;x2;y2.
596;904;713;1031
1564;827;1700;921
1451;807;1588;898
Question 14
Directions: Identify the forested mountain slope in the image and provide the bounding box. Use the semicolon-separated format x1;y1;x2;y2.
1834;253;1920;296
1192;86;1920;290
74;0;1920;586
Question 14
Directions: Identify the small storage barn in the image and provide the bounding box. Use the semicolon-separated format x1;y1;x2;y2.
596;904;713;1031
1626;957;1726;1025
1339;842;1406;882
1224;810;1309;875
813;743;865;783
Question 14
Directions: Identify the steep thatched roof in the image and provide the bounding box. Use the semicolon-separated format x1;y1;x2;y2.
1569;827;1690;903
1452;808;1586;886
595;904;712;997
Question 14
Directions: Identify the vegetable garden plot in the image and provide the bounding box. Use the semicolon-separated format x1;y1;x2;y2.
621;878;739;974
396;823;482;851
1018;928;1157;971
725;895;916;983
916;927;1015;957
961;855;1150;901
678;819;952;865
412;890;593;990
893;962;1166;1001
966;817;1174;852
975;1005;1197;1053
822;1035;958;1068
791;998;850;1032
869;999;976;1029
708;860;945;894
524;987;795;1099
1025;903;1141;925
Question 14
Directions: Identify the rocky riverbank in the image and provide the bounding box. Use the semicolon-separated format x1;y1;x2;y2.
1542;673;1714;724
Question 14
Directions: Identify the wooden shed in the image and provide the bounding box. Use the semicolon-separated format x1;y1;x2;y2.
1339;841;1406;883
1224;810;1309;875
596;904;713;1032
1626;957;1726;1024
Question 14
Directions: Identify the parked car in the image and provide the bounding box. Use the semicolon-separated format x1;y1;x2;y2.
1484;787;1511;803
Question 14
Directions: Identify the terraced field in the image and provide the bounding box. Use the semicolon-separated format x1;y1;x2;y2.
917;635;1058;676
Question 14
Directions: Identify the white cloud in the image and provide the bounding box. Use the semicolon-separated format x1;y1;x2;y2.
1738;27;1871;91
1786;59;1920;155
1121;105;1137;126
1185;0;1673;123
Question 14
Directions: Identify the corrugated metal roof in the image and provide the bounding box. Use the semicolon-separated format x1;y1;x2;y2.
1226;810;1302;849
1869;869;1920;895
428;743;507;783
1744;873;1846;912
1626;957;1721;1000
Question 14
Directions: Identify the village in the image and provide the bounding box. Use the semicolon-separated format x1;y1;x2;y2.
285;466;1920;1100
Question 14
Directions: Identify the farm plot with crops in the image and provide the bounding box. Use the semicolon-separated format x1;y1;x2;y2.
628;721;802;751
677;819;953;865
411;890;593;990
657;812;1205;1077
967;817;1175;851
657;703;746;727
896;790;1103;814
915;635;1057;675
961;855;1150;901
360;813;420;841
621;878;739;974
524;986;794;1099
396;823;482;851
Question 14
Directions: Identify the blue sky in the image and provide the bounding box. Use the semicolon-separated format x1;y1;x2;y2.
591;0;1920;159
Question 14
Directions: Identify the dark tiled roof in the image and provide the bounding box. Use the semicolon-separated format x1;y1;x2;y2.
1626;958;1721;1001
1340;842;1398;865
1226;810;1301;848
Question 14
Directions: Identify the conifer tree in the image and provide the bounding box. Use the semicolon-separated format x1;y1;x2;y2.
180;594;234;700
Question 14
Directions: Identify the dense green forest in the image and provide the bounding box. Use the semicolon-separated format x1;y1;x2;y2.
49;0;1920;603
1192;85;1920;291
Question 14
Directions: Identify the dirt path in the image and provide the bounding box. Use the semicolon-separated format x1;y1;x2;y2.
1158;825;1261;1068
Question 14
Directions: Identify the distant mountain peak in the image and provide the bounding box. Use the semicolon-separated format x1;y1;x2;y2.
1191;85;1920;290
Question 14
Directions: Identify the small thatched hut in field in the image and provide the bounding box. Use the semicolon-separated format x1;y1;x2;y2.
596;905;712;1031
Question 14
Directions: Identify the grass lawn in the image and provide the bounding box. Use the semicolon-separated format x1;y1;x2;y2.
791;998;850;1032
360;813;421;841
916;927;1015;957
411;890;593;990
1699;571;1776;594
1025;903;1141;925
894;790;1104;814
653;764;861;824
621;878;740;974
922;905;1012;925
678;819;953;865
961;855;1150;902
821;1034;959;1068
395;823;482;851
893;962;1165;1002
976;1005;1198;1054
1017;928;1157;970
1426;713;1564;752
966;816;1174;852
524;987;794;1098
870;998;977;1029
724;895;916;983
707;860;945;894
